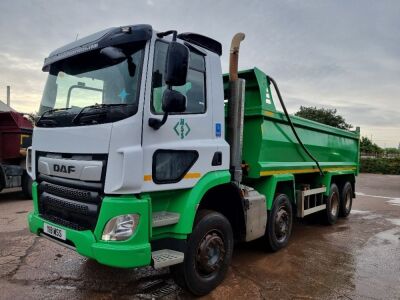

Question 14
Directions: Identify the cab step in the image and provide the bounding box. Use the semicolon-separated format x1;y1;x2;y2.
152;249;184;269
152;211;180;228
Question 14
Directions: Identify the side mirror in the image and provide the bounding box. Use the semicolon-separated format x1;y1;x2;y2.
162;89;186;113
148;42;189;130
165;42;189;86
100;46;127;63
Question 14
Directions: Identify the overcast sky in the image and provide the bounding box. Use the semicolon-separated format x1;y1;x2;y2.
0;0;399;147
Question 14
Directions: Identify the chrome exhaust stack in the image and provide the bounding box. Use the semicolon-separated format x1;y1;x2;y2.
227;33;245;184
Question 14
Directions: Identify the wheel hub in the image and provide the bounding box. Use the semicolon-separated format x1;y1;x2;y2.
330;193;339;216
196;231;225;275
275;208;289;242
345;193;351;210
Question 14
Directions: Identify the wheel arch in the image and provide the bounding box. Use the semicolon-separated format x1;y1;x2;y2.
317;171;356;197
154;171;232;237
253;174;295;210
197;183;246;241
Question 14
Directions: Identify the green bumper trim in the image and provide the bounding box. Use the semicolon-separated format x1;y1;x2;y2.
28;185;151;268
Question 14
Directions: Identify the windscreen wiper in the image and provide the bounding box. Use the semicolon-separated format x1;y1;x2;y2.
36;107;74;126
72;103;129;124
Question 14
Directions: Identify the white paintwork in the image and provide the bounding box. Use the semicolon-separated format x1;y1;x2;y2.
141;32;229;192
33;123;113;154
38;156;103;181
26;146;34;180
30;30;229;195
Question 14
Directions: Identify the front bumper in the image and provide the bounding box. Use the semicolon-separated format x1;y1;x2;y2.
28;182;152;268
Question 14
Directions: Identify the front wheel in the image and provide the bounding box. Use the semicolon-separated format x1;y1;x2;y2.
170;210;234;296
264;193;293;252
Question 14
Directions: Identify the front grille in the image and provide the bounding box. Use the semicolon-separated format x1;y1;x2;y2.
37;153;107;231
42;192;95;216
38;181;102;231
39;181;100;203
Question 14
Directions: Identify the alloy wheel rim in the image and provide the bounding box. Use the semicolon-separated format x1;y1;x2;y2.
330;193;339;216
195;230;225;276
345;192;351;211
275;206;289;242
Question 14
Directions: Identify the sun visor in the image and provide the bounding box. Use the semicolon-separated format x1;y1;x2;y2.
42;24;152;71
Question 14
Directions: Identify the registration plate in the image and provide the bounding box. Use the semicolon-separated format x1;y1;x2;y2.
43;223;66;241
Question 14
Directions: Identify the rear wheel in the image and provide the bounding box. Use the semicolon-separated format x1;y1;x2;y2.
323;183;340;225
339;182;353;217
170;210;234;296
265;193;293;252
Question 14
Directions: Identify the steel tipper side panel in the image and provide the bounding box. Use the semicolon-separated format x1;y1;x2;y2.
223;68;360;179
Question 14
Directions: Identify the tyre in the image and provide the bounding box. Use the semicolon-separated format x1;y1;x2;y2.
322;183;340;225
264;193;293;252
170;210;234;296
22;171;33;199
339;182;353;218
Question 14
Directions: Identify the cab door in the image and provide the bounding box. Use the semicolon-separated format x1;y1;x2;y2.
141;39;221;192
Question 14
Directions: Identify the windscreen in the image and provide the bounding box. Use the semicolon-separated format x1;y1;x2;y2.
37;43;145;126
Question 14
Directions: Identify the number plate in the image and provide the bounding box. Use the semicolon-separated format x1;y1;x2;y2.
43;223;66;241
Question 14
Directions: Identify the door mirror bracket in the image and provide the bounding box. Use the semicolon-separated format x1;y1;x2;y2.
149;40;189;130
148;89;187;130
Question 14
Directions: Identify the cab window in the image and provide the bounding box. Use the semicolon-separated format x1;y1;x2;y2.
152;41;206;114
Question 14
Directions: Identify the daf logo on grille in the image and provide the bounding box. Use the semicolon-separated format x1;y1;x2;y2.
53;164;76;174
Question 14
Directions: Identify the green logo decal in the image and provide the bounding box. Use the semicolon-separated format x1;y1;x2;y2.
174;118;191;139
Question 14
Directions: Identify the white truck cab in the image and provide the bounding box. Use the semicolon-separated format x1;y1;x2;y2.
29;25;229;195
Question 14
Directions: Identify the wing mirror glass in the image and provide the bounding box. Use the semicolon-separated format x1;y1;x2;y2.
162;89;186;113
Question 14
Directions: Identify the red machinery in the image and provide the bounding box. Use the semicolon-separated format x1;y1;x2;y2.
0;111;33;196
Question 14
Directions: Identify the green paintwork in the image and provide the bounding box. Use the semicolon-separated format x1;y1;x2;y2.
28;184;151;268
223;68;360;179
316;170;356;196
252;174;294;209
148;170;231;240
27;170;230;268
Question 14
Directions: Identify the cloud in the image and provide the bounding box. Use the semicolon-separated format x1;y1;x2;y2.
0;0;398;146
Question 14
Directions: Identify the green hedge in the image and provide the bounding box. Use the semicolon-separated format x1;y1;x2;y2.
360;157;400;175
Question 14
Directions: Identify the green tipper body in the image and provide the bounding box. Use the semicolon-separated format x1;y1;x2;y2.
224;68;360;179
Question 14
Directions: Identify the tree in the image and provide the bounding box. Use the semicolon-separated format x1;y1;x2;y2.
385;147;400;157
360;136;383;155
295;106;352;130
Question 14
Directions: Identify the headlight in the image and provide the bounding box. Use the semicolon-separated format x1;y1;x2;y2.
102;214;140;241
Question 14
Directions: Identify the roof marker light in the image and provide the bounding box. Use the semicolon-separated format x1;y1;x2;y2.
121;26;131;33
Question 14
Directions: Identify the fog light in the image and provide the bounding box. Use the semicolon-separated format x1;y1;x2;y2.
102;214;139;241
